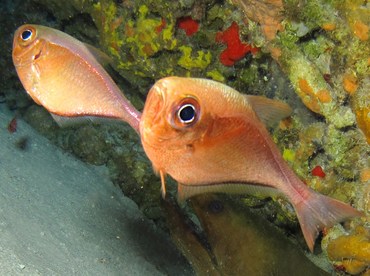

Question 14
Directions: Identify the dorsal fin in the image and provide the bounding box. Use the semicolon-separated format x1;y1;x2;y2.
245;95;292;126
177;182;280;204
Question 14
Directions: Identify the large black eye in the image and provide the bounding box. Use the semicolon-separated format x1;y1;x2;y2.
171;96;200;129
178;104;196;124
21;29;33;41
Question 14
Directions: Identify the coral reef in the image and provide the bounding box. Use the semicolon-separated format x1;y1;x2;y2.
230;0;284;41
323;225;370;275
32;0;265;92
177;16;200;36
1;0;369;274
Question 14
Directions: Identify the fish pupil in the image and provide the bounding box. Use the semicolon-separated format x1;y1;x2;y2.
208;200;224;214
21;30;32;41
178;104;196;123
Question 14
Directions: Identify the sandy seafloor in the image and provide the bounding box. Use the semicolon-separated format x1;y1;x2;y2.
0;103;192;275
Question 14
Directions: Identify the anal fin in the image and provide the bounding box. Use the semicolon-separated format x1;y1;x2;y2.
177;182;280;204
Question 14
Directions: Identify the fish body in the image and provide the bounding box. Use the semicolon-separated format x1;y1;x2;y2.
140;76;362;251
12;24;140;132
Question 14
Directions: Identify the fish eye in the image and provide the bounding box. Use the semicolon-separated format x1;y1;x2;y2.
178;104;196;124
171;97;200;129
21;29;33;41
208;200;224;214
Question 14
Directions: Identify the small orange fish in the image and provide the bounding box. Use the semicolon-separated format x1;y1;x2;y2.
12;24;140;132
140;76;362;252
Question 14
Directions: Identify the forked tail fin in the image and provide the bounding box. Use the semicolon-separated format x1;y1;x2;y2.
294;191;362;252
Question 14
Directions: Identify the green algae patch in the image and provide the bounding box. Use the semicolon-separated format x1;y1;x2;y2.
206;69;225;82
92;2;124;59
178;46;212;70
283;148;295;163
125;5;177;58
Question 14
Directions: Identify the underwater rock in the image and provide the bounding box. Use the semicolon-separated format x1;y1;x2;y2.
326;226;370;275
230;0;284;41
162;199;217;275
0;105;192;275
33;0;266;91
352;78;370;144
186;195;329;275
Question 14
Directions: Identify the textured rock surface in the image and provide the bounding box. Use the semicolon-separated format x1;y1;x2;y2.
0;104;192;275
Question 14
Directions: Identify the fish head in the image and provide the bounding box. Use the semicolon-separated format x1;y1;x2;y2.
141;77;219;178
140;76;255;183
141;77;210;149
12;24;47;68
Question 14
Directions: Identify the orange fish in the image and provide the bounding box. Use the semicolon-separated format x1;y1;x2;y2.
140;76;362;252
12;24;140;132
12;25;362;252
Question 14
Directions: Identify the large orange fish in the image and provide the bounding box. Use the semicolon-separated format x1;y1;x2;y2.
12;24;140;132
140;76;362;252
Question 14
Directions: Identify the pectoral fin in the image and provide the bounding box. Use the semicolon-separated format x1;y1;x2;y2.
177;182;281;204
245;95;292;126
